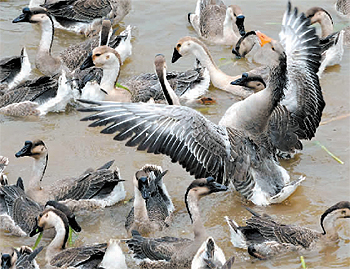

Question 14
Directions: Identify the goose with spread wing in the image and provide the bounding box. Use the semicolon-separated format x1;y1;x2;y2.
78;2;324;206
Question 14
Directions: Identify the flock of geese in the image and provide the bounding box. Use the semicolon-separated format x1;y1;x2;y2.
1;0;350;268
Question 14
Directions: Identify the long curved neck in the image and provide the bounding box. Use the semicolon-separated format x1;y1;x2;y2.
45;215;68;263
186;191;206;240
100;60;121;95
28;154;48;193
133;186;149;222
321;212;341;241
222;10;237;41
158;67;180;105
316;14;334;38
37;18;54;63
191;43;251;98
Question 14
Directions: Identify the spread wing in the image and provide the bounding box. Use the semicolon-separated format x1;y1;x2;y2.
0;55;22;83
43;0;112;22
78;100;233;184
279;2;325;140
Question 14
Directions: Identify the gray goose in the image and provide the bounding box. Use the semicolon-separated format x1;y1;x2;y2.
12;8;131;78
188;0;245;46
305;6;347;76
0;245;43;269
29;207;113;268
0;47;31;91
335;0;350;17
125;165;174;236
77;2;323;206
40;0;131;37
225;201;350;259
126;177;228;269
0;173;81;236
15;139;125;212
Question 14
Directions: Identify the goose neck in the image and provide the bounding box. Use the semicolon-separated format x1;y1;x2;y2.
37;18;54;60
100;65;120;95
29;153;48;193
45;214;68;263
158;67;180;105
186;191;206;240
133;186;149;222
321;211;341;241
318;15;334;38
223;10;235;40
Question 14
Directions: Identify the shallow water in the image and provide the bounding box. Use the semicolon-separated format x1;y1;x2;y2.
0;0;350;268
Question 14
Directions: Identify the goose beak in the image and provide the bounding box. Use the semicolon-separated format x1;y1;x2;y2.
171;48;182;63
231;47;241;58
236;15;246;36
1;254;11;269
15;141;32;158
80;53;94;70
256;31;272;47
206;177;228;193
29;223;43;237
138;177;151;200
13;8;31;23
230;73;248;86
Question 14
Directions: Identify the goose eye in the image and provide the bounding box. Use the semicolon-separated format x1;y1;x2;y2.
177;44;181;49
271;46;275;51
95;53;101;57
342;210;346;214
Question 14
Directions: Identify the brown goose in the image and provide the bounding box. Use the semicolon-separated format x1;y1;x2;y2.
125;165;174;235
126;177;228;269
188;0;245;46
15;139;125;211
77;2;323;206
225;201;350;259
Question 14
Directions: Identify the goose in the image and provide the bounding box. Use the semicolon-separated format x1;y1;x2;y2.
80;49;209;103
171;36;267;98
77;2;324;206
15;139;126;211
225;201;350;259
125;164;174;235
305;6;347;76
39;0;131;37
12;8;132;77
126;177;228;269
0;245;43;269
335;0;350;17
191;237;235;269
188;0;245;46
0;177;81;236
29;207;111;268
0;47;31;91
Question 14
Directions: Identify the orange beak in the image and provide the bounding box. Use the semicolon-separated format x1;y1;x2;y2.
256;31;272;47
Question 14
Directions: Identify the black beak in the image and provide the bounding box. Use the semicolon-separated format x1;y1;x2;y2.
231;47;241;58
13;8;31;23
236;15;246;36
15;141;32;158
230;73;248;86
138;177;151;200
1;253;11;269
171;48;182;63
154;170;168;185
207;177;228;193
29;222;43;237
80;53;94;70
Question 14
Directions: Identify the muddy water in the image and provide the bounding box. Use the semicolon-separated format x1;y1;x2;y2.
0;0;349;268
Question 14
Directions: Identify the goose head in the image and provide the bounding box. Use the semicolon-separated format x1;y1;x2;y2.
172;37;211;63
13;7;51;24
232;31;259;58
231;72;266;91
320;201;350;235
15;140;47;160
134;169;168;200
80;46;121;70
186;177;228;199
305;7;333;26
227;5;246;36
0;248;17;269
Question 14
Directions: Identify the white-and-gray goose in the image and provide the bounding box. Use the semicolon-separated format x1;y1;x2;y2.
188;0;245;46
15;139;126;211
78;2;324;206
225;201;350;259
0;47;31;91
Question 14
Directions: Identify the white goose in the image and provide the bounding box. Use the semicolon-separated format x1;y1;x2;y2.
78;2;324;206
188;0;245;46
29;0;131;37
